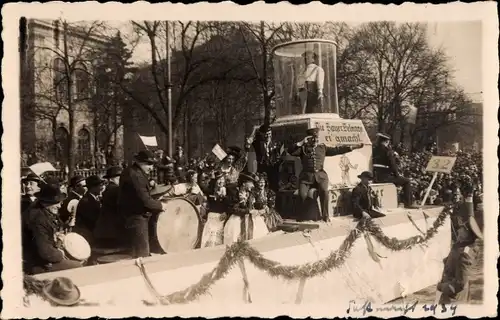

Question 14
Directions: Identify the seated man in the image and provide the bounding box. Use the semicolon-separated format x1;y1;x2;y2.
351;171;386;220
26;183;82;274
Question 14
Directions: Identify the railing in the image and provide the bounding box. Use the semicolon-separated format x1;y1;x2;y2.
24;167;160;183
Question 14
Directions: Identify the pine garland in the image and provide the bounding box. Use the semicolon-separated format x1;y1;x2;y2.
23;205;451;306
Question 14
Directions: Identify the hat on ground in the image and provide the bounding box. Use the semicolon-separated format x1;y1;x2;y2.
22;173;41;183
358;171;374;180
35;183;66;204
103;166;122;179
42;277;81;306
69;175;86;188
376;133;391;141
306;127;320;137
85;175;106;188
134;150;157;164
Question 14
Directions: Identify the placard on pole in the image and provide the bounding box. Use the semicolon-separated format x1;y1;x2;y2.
421;156;457;206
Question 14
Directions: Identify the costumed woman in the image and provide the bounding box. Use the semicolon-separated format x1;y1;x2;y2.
219;141;250;203
224;173;269;245
253;173;283;232
200;171;230;248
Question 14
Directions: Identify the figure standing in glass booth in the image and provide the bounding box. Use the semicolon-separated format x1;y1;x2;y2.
296;51;325;114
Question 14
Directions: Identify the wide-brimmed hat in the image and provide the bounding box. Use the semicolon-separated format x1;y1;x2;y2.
358;171;374;180
69;175;86;188
42;277;81;306
306;127;320;137
376;132;391;141
85;175;106;188
103;166;122;179
22;173;41;183
35;183;66;204
134;150;157;164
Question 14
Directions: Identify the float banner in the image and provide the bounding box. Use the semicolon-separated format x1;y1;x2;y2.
139;135;158;147
313;120;371;146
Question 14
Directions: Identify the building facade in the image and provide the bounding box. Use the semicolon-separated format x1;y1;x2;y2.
20;19;124;168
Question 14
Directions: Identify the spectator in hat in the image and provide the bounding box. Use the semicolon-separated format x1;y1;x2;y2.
220;143;251;204
25;183;82;274
75;175;106;244
21;173;41;213
372;132;417;209
94;166;125;247
249;124;282;192
288;127;364;222
59;175;87;229
351;171;385;220
118;150;164;258
296;50;325;114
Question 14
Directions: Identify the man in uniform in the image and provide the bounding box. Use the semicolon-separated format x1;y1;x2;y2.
350;171;385;220
372;133;417;209
118;150;164;258
288;128;364;222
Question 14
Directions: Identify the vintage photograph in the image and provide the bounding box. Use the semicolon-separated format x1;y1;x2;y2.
2;2;498;318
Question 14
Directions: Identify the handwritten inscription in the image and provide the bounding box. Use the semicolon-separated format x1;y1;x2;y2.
346;300;457;316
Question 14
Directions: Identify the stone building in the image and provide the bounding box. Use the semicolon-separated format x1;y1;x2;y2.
20;19;124;168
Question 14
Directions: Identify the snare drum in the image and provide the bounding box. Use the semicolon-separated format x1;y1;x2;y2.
153;197;202;253
63;232;91;261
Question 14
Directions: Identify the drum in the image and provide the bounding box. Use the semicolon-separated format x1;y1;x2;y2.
63;232;91;261
96;254;133;265
154;197;202;253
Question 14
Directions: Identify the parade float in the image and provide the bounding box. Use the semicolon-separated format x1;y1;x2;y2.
25;39;451;309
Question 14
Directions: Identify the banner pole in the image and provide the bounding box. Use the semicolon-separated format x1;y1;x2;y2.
420;172;438;207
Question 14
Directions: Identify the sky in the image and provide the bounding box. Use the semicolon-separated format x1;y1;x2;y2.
111;21;483;103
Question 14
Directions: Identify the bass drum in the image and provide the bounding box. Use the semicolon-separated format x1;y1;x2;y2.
153;197;202;253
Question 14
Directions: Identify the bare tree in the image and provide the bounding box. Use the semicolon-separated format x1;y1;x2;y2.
26;19;106;176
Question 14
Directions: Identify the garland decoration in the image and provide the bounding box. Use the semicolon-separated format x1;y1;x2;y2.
23;204;452;306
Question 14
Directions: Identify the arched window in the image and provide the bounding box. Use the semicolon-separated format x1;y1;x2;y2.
74;62;89;100
77;128;91;166
53;58;68;101
55;127;69;165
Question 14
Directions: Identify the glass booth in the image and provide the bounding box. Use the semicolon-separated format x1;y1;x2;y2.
272;40;339;117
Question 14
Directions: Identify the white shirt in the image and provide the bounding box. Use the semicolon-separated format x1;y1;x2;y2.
297;63;325;92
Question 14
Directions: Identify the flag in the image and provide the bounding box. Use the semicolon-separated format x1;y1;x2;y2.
29;162;56;177
212;144;227;161
406;105;418;124
139;135;158;147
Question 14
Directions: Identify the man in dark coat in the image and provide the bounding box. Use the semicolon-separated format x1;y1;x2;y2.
25;183;82;274
250;124;282;192
372;133;417;209
59;175;87;228
118;150;164;258
94;166;124;247
75;175;105;244
288;128;364;222
350;171;385;220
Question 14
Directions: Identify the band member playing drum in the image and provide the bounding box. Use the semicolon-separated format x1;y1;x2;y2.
224;173;269;244
118;150;164;258
200;171;230;248
288;128;364;222
253;173;283;231
75;175;106;244
372;133;417;209
25;183;83;274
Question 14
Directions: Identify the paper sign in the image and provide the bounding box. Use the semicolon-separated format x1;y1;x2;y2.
29;162;57;177
139;135;158;147
212;144;227;161
425;156;457;174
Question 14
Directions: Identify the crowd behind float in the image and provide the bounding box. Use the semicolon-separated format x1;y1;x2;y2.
20;123;483;278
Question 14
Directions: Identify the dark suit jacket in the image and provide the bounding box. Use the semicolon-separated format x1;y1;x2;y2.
101;182;119;217
26;204;65;269
252;133;280;166
288;143;353;185
21;194;36;213
118;163;163;218
351;183;373;219
372;144;399;176
75;192;101;234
